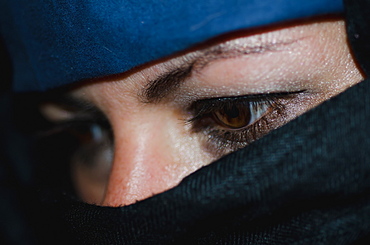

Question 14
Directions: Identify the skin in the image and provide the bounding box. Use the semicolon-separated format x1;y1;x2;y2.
41;18;364;207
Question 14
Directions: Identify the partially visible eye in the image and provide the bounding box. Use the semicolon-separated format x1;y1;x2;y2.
38;98;114;204
70;122;113;204
188;92;301;154
45;120;114;204
212;101;270;129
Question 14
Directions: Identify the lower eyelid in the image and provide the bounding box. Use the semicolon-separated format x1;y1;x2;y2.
204;111;285;156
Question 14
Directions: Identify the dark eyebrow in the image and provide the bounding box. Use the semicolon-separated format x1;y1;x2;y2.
141;62;195;103
140;39;298;103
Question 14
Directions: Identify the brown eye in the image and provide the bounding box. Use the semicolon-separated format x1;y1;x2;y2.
212;101;270;129
213;104;251;129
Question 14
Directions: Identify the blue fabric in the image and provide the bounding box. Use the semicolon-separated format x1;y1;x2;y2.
0;0;344;92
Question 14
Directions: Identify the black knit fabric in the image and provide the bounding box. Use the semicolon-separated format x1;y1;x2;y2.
1;0;370;244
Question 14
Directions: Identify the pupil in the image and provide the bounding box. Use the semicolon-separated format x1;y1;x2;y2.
227;105;240;118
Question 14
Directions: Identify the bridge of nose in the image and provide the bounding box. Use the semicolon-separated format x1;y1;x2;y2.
102;110;188;206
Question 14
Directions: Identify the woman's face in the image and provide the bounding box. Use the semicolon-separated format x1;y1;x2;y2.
41;18;363;207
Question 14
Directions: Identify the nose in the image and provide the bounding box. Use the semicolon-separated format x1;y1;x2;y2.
101;109;206;206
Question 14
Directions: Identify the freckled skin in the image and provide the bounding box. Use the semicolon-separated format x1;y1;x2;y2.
42;19;364;206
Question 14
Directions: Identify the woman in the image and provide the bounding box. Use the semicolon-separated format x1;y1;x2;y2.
0;0;369;244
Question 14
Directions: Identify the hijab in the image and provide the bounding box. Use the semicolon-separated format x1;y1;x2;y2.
0;0;343;92
0;0;369;244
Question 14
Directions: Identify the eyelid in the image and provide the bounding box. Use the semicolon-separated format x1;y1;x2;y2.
38;99;112;140
39;103;78;122
39;92;109;122
36;112;113;147
188;91;304;122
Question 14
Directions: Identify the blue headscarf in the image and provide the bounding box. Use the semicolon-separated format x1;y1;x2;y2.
0;0;343;92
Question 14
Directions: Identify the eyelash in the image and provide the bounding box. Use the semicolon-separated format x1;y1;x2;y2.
187;92;298;154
